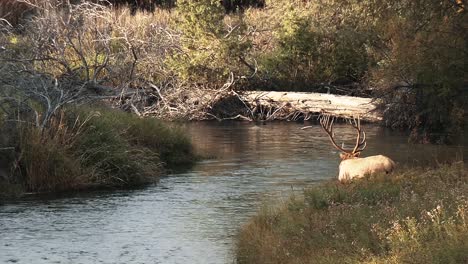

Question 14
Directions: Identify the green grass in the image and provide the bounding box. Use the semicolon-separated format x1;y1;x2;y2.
236;162;467;264
69;106;195;167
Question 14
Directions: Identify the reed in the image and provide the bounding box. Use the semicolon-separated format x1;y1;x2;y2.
19;125;87;192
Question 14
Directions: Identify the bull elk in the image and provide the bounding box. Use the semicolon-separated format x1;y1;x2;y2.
318;114;396;182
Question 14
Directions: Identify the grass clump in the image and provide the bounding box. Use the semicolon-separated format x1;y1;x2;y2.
70;106;195;169
19;125;87;192
236;163;467;264
0;106;195;196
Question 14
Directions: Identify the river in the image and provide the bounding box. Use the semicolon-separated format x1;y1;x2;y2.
0;122;463;264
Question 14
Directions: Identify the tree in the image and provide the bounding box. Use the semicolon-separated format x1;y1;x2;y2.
370;0;466;143
167;0;251;85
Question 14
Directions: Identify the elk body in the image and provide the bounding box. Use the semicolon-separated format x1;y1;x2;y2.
319;115;396;182
337;155;396;182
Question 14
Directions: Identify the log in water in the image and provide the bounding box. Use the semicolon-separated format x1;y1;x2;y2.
241;91;381;122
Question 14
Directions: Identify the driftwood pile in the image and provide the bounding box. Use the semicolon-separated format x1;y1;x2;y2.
121;84;382;122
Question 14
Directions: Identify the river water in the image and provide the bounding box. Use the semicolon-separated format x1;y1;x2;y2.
0;122;463;264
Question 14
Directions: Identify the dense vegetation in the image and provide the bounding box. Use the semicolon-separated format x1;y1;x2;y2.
236;162;467;264
0;0;199;197
0;0;465;142
106;0;265;13
0;105;195;198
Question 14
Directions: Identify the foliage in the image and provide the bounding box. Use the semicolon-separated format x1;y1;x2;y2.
167;0;251;84
248;0;465;142
1;0;176;89
90;0;265;13
369;0;467;144
252;0;371;91
236;162;468;264
1;0;465;142
70;106;195;168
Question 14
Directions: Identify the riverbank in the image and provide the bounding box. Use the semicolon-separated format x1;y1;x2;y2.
0;106;196;200
236;162;467;264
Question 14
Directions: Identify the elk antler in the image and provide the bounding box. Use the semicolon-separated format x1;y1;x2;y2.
319;114;351;154
348;116;367;154
319;114;367;156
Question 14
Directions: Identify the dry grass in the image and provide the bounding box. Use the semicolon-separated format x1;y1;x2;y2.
0;105;195;195
1;1;178;84
19;125;88;192
236;162;468;264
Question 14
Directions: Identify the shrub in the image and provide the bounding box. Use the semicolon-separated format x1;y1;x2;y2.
68;109;162;187
1;1;177;89
255;1;371;91
167;0;251;84
70;106;195;168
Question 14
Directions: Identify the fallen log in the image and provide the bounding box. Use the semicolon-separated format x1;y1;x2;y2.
239;91;382;122
114;85;383;123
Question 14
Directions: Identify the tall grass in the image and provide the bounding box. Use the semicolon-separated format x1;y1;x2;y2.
69;106;195;168
19;125;87;192
0;105;195;195
236;162;467;264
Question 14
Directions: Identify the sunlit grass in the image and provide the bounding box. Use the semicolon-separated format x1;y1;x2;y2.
236;162;467;264
69;105;195;169
0;105;195;196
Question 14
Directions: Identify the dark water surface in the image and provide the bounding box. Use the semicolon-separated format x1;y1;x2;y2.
0;122;463;264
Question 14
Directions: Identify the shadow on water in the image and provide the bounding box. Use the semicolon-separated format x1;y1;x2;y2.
2;184;157;204
0;121;464;264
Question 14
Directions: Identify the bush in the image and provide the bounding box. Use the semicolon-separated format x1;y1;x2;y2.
250;1;372;91
246;0;465;142
70;106;195;168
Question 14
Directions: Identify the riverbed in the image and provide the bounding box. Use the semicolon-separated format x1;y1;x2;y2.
0;122;463;264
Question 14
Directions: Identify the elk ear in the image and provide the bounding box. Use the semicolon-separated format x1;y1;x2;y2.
354;152;361;158
339;153;347;160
